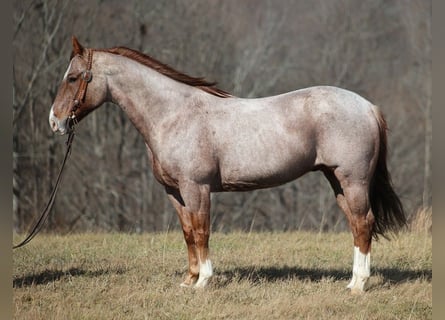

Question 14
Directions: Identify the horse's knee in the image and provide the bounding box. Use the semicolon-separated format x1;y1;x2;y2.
182;225;195;244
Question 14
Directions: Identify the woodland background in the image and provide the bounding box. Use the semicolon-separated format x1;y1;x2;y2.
13;0;431;233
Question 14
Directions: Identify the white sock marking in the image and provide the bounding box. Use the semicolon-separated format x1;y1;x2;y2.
194;259;213;288
347;246;370;291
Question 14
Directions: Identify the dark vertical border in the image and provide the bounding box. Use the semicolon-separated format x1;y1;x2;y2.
1;0;12;318
433;0;443;318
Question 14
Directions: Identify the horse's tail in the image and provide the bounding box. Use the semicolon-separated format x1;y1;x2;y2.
369;105;407;239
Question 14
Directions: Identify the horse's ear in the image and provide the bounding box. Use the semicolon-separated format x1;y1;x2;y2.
71;35;85;57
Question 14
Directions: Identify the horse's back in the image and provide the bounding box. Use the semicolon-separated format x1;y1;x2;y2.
210;86;379;191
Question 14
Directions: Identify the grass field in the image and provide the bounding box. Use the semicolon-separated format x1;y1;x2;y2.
13;231;431;319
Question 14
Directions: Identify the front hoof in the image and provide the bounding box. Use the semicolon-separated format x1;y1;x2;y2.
180;282;193;288
180;274;198;288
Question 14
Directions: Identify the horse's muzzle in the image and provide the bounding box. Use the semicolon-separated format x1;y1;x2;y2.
49;108;72;135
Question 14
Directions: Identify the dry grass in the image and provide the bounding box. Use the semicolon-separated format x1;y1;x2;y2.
409;206;432;234
13;231;431;319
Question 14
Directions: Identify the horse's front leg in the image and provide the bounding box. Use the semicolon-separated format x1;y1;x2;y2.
166;187;199;287
179;181;212;288
166;183;213;288
190;202;212;288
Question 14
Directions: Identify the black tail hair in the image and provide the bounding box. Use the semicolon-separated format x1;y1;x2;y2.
369;106;407;239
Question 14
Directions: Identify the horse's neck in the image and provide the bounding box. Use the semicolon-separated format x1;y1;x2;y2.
103;53;202;141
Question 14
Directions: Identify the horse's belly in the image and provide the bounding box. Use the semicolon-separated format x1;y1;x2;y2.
219;149;315;192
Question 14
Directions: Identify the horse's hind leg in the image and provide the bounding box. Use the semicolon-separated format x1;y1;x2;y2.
343;182;374;294
323;169;374;294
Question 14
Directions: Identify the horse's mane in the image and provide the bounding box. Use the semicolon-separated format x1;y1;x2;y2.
102;46;232;98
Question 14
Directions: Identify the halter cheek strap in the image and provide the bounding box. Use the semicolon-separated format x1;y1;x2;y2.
71;49;94;119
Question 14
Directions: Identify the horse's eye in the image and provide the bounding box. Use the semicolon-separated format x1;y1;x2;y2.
68;76;77;83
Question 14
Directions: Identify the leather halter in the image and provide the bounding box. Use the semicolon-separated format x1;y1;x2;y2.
70;48;93;121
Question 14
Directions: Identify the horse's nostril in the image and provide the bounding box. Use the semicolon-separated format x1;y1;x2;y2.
50;119;58;131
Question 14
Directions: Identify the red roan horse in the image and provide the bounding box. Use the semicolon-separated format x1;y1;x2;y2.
49;37;405;294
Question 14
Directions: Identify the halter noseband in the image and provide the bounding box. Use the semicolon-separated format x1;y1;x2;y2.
70;48;94;122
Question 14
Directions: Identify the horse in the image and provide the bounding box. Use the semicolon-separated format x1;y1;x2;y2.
49;36;405;294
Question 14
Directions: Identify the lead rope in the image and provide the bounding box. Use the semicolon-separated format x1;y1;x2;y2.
13;128;76;249
13;50;92;249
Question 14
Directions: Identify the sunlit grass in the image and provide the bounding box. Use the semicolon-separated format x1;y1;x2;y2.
13;231;431;319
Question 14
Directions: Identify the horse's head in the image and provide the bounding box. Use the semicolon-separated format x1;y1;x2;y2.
49;36;107;134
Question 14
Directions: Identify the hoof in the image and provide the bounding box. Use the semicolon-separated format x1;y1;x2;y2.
346;275;357;289
194;259;213;288
180;282;193;288
347;278;368;295
346;273;369;294
179;274;198;288
194;277;210;288
350;287;365;295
